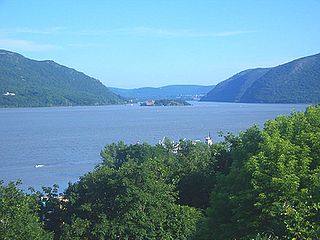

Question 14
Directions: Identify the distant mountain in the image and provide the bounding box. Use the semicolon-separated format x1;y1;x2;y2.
200;68;270;102
0;50;124;107
111;85;215;101
201;53;320;103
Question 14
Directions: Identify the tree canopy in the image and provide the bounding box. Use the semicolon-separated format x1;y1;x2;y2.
0;181;52;240
202;105;320;239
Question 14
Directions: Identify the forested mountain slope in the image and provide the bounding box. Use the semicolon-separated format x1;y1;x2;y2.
201;53;320;103
0;50;123;107
200;68;269;102
240;53;320;103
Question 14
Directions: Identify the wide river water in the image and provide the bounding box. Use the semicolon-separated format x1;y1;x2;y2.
0;102;309;191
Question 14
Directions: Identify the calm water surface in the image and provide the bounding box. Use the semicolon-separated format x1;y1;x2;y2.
0;102;308;190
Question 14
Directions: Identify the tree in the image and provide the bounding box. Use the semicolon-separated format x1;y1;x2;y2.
61;156;202;239
100;141;219;210
248;106;320;239
203;106;320;239
202;126;263;239
0;181;53;240
173;140;218;209
38;184;65;239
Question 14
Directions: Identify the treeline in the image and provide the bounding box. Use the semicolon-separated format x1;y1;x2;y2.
1;105;320;239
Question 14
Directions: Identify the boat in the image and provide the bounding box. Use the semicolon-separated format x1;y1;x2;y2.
35;164;44;168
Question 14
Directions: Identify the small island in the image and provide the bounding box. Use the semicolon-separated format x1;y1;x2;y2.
140;99;191;106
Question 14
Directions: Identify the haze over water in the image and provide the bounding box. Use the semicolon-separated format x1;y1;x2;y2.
0;102;308;190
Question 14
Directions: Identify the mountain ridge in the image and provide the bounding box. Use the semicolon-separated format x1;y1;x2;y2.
240;53;320;103
201;53;320;103
200;68;270;102
111;84;215;101
0;49;124;107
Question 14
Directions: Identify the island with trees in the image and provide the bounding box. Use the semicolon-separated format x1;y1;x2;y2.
140;99;191;106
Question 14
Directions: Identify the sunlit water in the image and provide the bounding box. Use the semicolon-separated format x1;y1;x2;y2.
0;102;309;190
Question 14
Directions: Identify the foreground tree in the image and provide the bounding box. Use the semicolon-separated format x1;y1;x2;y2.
202;105;320;239
38;184;65;239
61;157;202;239
248;106;320;239
200;126;263;239
100;140;219;210
0;181;52;240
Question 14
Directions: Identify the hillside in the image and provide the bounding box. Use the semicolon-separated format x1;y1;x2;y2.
200;68;270;102
0;50;124;107
240;53;320;103
201;53;320;103
111;84;214;101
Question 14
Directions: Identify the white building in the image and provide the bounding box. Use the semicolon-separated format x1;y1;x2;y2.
205;132;213;145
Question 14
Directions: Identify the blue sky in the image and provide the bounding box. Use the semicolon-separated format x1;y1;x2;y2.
0;0;320;88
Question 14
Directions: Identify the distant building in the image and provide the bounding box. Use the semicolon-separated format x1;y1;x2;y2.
145;100;155;106
140;100;155;106
205;132;213;145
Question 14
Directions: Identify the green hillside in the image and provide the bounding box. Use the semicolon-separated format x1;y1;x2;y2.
111;84;214;101
201;53;320;103
0;50;124;107
200;68;269;102
241;53;320;103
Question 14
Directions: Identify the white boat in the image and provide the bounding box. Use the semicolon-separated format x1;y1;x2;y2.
35;164;44;168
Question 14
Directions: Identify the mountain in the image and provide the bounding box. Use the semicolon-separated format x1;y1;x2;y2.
0;50;124;107
201;53;320;103
111;85;215;101
240;54;320;103
200;68;270;102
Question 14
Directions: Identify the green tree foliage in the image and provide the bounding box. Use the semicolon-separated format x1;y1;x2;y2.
173;140;219;209
250;233;279;240
100;140;221;209
37;184;65;239
201;126;263;239
100;142;166;168
0;181;53;240
248;106;320;239
61;156;202;239
203;105;320;239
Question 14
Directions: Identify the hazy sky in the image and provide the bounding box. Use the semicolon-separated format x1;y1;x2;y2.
1;0;320;88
